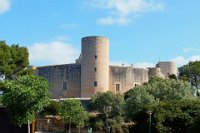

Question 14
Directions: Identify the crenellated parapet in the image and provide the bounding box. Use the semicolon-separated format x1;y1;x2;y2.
82;36;109;44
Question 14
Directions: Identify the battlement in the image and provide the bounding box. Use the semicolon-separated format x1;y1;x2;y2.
82;36;109;44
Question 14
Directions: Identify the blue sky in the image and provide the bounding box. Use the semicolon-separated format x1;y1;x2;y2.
0;0;200;68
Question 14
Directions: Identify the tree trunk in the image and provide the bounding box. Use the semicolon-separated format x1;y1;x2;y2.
69;118;71;133
78;126;81;133
28;120;30;133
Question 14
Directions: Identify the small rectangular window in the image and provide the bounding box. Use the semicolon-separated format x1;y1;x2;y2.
94;81;97;87
116;84;120;92
63;81;68;90
95;55;97;59
94;67;97;72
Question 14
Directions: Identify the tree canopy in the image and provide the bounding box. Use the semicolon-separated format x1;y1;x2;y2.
90;91;125;118
125;85;158;120
179;61;200;96
130;99;200;133
60;99;88;130
89;91;125;132
153;99;200;133
0;41;29;79
1;75;50;126
147;77;194;101
125;77;195;121
126;77;194;101
39;100;62;116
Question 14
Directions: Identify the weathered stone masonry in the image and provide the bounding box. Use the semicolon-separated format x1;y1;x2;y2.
37;64;81;99
36;36;177;98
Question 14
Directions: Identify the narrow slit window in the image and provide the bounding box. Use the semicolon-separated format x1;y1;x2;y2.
63;81;68;90
94;81;97;87
95;55;97;59
95;67;97;72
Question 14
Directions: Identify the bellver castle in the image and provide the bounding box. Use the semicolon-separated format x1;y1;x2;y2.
36;36;177;99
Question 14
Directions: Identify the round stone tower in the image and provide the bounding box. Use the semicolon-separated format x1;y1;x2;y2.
156;61;177;78
81;36;109;98
148;67;165;78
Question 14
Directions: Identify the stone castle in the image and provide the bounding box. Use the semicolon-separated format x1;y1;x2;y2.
36;36;177;99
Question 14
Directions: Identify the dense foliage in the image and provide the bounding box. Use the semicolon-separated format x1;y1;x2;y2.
189;113;200;133
153;99;200;133
90;91;125;117
0;41;30;79
40;100;61;116
125;77;194;121
60;99;88;131
1;75;50;126
147;77;194;101
125;85;157;120
89;91;125;132
131;99;200;133
179;61;200;96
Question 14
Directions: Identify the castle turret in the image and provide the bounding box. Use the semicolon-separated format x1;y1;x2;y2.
81;36;109;97
156;61;177;78
148;67;165;78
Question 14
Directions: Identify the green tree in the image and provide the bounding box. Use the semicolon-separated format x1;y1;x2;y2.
125;85;158;120
90;91;125;117
0;41;29;79
169;74;177;79
189;114;200;133
131;99;200;133
39;100;61;116
179;61;200;96
1;75;50;132
147;77;194;101
125;77;194;119
60;99;88;133
124;77;195;132
90;91;125;132
153;99;200;133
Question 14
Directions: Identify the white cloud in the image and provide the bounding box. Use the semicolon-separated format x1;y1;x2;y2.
0;0;11;14
97;16;129;25
28;39;80;66
134;62;154;68
183;47;200;52
172;55;200;67
87;0;164;25
111;55;200;69
51;35;71;42
110;61;154;68
110;61;130;66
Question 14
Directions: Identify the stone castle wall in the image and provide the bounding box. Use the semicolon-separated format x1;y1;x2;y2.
109;66;149;94
36;64;81;99
36;36;178;99
37;62;177;99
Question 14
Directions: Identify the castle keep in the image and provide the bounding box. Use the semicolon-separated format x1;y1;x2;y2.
36;36;177;98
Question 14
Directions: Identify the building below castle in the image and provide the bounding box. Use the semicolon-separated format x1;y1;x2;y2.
36;36;177;99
